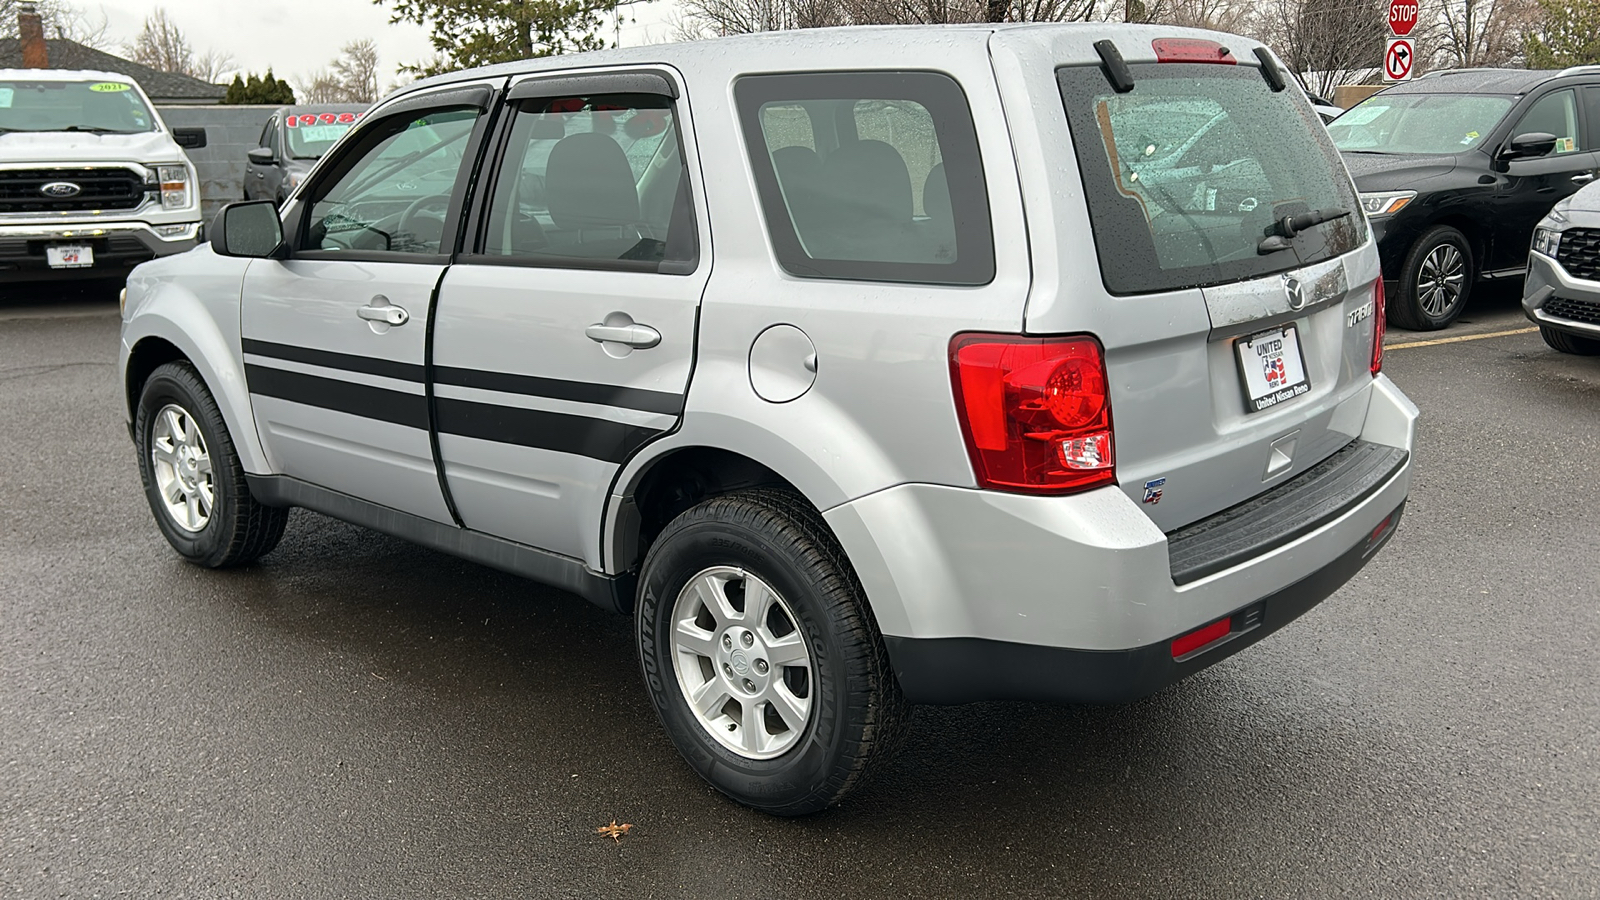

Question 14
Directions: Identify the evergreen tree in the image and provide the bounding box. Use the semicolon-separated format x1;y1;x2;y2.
1524;0;1600;68
223;70;297;105
378;0;622;75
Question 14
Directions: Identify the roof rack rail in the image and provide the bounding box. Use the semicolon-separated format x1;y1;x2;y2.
1417;67;1509;79
1556;64;1600;77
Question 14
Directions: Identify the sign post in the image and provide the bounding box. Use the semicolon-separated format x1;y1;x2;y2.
1385;0;1417;82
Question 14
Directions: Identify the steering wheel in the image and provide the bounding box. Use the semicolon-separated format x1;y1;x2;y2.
398;194;452;243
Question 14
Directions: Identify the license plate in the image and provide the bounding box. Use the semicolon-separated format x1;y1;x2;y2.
46;244;93;269
1236;324;1310;413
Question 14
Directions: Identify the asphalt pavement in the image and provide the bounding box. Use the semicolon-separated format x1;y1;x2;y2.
2;281;1597;898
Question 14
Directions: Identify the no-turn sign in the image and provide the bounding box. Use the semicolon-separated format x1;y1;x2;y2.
1385;38;1415;81
1388;0;1419;36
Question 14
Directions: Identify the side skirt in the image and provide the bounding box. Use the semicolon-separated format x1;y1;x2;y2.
246;474;633;614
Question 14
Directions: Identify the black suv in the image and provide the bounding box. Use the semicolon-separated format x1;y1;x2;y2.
1329;68;1600;330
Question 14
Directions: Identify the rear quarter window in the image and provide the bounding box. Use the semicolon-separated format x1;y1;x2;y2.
1058;63;1364;295
735;71;995;286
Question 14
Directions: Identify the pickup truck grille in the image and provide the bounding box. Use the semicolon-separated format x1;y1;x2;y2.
0;168;149;213
1556;228;1600;281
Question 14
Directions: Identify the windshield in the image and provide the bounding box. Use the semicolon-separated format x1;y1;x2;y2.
0;79;156;134
1328;93;1514;154
286;111;361;159
1058;63;1364;295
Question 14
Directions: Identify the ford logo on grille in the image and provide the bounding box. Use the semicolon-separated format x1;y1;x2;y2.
40;181;83;198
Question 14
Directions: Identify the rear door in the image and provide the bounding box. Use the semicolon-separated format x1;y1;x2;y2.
1004;35;1379;532
240;83;498;523
431;69;708;564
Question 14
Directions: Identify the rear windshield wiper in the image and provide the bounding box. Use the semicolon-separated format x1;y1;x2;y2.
1258;206;1352;254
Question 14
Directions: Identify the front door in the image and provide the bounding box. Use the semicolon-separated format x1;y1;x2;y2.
1494;88;1600;270
431;71;709;566
241;85;497;523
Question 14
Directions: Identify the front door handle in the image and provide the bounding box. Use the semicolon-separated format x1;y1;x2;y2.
586;321;661;349
357;300;409;326
1573;172;1596;185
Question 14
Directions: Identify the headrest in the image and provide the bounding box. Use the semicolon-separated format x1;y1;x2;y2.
544;131;640;231
819;139;912;226
922;162;952;222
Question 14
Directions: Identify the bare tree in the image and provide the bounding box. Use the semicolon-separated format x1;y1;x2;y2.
124;8;193;75
1434;0;1537;67
191;48;237;83
1257;0;1389;97
0;0;108;47
298;41;383;104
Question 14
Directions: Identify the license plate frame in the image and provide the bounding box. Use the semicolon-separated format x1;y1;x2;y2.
46;244;94;269
1235;323;1311;413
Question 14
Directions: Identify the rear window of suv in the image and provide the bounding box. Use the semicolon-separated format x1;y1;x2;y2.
1058;63;1364;296
736;71;995;285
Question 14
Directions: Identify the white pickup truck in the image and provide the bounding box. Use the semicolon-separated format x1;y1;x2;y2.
0;68;201;282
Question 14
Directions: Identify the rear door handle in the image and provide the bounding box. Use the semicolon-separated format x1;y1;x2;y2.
1573;173;1596;184
357;300;409;326
586;322;661;349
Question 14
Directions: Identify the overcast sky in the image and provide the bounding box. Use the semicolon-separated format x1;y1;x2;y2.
89;0;678;89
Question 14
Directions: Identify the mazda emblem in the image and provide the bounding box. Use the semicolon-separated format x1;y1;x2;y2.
40;181;83;198
1283;275;1306;310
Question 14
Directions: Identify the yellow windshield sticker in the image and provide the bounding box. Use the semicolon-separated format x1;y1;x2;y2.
89;82;131;92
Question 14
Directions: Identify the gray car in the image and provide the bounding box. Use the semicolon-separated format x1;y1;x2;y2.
243;104;368;204
1525;181;1600;354
120;25;1417;815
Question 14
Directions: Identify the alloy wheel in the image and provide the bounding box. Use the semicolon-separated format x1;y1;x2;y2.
149;403;214;533
1417;243;1466;318
669;566;814;760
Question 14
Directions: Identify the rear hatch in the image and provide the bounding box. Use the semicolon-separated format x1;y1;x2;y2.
1017;34;1382;532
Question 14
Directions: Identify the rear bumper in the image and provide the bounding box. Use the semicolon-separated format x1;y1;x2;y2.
1524;250;1600;338
824;375;1418;705
0;221;200;281
886;501;1402;705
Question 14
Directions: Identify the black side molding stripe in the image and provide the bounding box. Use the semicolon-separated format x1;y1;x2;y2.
245;364;430;430
434;365;684;416
436;397;661;464
242;338;426;383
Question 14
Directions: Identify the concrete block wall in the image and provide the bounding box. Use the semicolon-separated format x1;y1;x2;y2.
155;105;277;224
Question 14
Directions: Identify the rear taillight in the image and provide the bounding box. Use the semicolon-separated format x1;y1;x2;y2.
1152;38;1237;65
1371;278;1386;376
949;334;1115;495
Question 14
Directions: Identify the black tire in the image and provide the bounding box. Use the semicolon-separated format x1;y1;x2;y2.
1391;225;1475;331
135;361;288;567
636;489;909;816
1540;325;1600;355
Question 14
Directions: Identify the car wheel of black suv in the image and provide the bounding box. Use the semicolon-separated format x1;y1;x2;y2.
135;361;289;567
1540;326;1600;355
1392;226;1474;331
635;489;909;815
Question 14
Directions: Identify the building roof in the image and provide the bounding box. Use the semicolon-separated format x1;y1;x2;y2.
0;38;225;102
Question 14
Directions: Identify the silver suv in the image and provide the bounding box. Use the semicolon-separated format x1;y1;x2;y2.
119;25;1417;815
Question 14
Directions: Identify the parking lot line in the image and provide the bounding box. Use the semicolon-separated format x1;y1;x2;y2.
1386;326;1537;351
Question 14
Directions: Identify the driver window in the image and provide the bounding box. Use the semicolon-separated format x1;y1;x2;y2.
1517;90;1582;153
266;118;281;158
302;106;480;255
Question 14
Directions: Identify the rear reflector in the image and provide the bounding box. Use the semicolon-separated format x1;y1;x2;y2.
1152;38;1237;65
1171;617;1232;659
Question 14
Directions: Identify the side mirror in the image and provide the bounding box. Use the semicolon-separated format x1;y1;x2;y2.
1500;132;1558;162
211;200;285;258
171;127;207;149
247;146;276;165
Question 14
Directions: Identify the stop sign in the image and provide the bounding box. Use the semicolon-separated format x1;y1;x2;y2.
1388;0;1419;36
